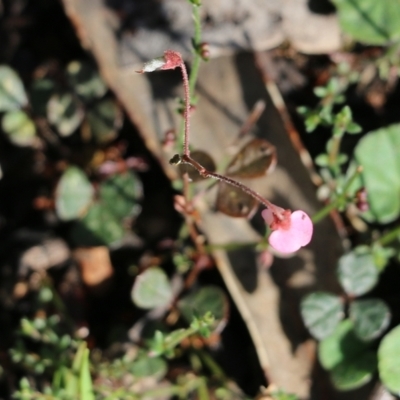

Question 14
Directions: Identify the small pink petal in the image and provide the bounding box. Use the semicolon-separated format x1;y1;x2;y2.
268;210;313;254
261;208;273;225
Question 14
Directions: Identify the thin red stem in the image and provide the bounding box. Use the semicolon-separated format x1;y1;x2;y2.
180;155;284;216
179;61;191;157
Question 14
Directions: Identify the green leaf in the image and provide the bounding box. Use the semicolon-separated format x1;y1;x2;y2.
371;244;395;272
315;154;330;167
314;86;327;97
318;320;369;370
47;92;84;136
378;325;400;394
131;356;167;379
337;251;378;296
66;61;107;102
354;124;400;223
99;171;142;220
300;292;344;340
79;348;94;400
178;286;228;328
87;99;122;143
0;65;28;111
332;0;400;45
347;122;362;134
350;298;391;341
2;110;36;146
55;166;94;221
70;202;125;246
30;78;55;116
330;352;377;390
131;268;173;309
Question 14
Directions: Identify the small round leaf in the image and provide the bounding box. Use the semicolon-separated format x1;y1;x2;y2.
226;138;276;178
99;171;142;220
378;325;400;394
131;356;167;379
178;286;228;328
131;268;173;309
87;99;122;143
55;166;94;221
66;61;107;102
337;251;378;296
0;65;28;111
2;110;36;146
70;203;125;246
216;181;258;218
350;298;391;341
179;150;216;182
47;92;84;136
300;292;344;340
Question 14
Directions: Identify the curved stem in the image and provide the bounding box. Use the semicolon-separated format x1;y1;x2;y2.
180;155;283;215
375;225;400;246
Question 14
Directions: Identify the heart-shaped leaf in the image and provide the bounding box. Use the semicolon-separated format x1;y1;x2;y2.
55;166;94;221
87;99;122;143
66;61;107;102
337;251;378;296
0;65;28;111
332;0;400;45
300;292;344;340
350;298;391;341
2;110;36;146
47;92;84;136
354;124;400;223
216;181;258;218
226;138;276;178
131;268;173;310
378;324;400;394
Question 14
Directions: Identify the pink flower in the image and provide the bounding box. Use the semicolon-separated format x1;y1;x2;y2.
262;209;313;254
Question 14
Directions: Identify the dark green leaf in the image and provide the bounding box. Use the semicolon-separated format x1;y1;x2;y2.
131;268;173;309
55;166;94;221
378;325;400;394
332;0;400;45
300;292;344;340
178;286;228;329
2;110;36;146
350;298;391;341
318;320;369;370
87;99;122;143
30;78;55;116
337;251;378;296
330;352;377;390
47;92;84;136
70;202;125;246
99;171;142;220
354;123;400;223
0;65;28;111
